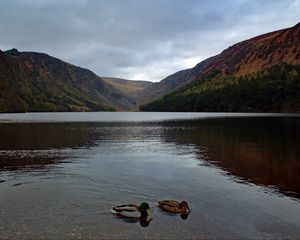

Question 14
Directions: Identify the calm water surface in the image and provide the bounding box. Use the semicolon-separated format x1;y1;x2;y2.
0;112;300;239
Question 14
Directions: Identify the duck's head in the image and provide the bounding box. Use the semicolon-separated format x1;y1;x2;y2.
139;202;150;210
179;201;191;213
139;202;150;217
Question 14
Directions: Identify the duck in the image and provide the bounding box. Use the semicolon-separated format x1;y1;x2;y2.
111;202;151;218
158;200;191;214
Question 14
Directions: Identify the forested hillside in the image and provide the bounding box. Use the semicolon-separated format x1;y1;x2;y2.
140;63;300;113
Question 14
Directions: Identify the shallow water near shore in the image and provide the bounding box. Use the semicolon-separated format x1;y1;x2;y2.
0;112;300;239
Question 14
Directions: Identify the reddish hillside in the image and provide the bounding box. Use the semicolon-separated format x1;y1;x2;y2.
140;22;300;104
201;22;300;77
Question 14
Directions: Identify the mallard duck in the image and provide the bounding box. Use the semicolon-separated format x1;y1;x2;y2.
111;202;151;218
158;200;191;214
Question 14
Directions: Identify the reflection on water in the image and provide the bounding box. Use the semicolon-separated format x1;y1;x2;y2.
0;150;69;172
113;214;153;227
160;117;300;198
0;123;95;172
0;123;98;150
0;113;300;239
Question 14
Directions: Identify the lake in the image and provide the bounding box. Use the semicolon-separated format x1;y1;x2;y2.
0;112;300;239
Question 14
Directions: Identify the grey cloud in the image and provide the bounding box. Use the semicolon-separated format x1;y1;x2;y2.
0;0;299;81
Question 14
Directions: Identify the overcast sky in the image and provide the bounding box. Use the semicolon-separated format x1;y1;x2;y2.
0;0;299;81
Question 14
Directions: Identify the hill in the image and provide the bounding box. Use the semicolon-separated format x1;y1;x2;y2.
140;22;300;105
140;63;300;112
102;77;152;110
140;22;300;112
0;49;136;112
102;77;152;94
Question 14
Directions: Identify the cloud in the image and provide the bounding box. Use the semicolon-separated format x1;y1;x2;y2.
0;0;299;81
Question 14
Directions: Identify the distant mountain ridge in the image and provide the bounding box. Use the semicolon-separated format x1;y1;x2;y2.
102;77;152;97
0;49;137;112
133;57;215;104
1;22;300;113
102;77;153;111
140;22;300;104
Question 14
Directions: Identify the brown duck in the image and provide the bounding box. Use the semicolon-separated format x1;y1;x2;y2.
158;200;191;213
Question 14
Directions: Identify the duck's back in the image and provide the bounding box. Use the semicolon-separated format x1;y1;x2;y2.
158;200;181;213
113;205;138;212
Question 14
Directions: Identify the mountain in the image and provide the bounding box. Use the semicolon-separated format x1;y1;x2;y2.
140;63;300;112
140;22;300;112
2;22;299;113
136;57;215;104
0;49;136;112
140;22;300;105
102;77;152;110
102;77;152;94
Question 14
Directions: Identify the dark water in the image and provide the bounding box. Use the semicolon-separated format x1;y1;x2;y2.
0;112;300;239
